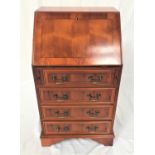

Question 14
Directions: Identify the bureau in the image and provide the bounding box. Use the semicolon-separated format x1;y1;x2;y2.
32;7;122;146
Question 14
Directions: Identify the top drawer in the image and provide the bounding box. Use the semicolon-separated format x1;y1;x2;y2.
33;67;120;87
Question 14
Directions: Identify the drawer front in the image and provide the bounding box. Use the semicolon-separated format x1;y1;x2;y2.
39;88;115;104
43;121;112;135
41;105;113;120
33;67;121;87
43;69;115;87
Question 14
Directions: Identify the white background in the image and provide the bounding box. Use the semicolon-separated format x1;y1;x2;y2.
20;0;133;155
3;0;155;155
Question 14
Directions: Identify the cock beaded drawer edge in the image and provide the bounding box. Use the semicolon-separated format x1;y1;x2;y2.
32;7;123;146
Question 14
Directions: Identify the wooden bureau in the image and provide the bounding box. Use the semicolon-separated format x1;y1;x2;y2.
32;7;122;146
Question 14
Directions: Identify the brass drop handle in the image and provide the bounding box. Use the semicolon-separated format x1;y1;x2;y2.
86;109;100;117
50;74;69;84
87;93;101;101
53;94;69;101
53;125;70;132
52;110;69;118
86;125;98;132
88;74;103;83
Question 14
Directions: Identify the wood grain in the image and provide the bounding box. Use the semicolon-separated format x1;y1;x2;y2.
41;105;113;121
32;8;122;66
33;66;121;88
39;87;116;104
43;121;112;135
32;7;123;146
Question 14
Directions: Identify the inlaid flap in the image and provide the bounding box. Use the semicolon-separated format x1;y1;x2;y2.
32;8;122;66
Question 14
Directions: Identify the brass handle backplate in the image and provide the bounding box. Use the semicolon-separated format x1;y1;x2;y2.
52;125;70;132
52;110;70;118
86;109;100;117
49;74;69;84
88;74;103;83
87;93;101;101
53;94;69;101
86;125;99;132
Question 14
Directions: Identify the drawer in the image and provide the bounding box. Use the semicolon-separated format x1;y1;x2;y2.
41;105;113;120
33;67;120;87
43;121;112;135
44;69;114;87
39;88;116;104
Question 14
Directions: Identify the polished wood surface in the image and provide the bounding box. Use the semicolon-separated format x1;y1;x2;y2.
41;105;113;120
44;68;114;86
39;88;116;104
32;7;122;66
43;121;112;135
32;7;123;146
33;66;120;87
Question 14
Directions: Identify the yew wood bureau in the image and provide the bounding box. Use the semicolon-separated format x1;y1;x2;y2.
32;7;122;146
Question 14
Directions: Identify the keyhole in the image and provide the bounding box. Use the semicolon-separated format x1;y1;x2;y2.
76;17;78;20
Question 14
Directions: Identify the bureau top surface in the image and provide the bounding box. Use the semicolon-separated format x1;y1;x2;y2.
32;7;122;66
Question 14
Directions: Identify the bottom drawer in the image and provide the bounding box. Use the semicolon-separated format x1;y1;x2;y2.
43;121;112;135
